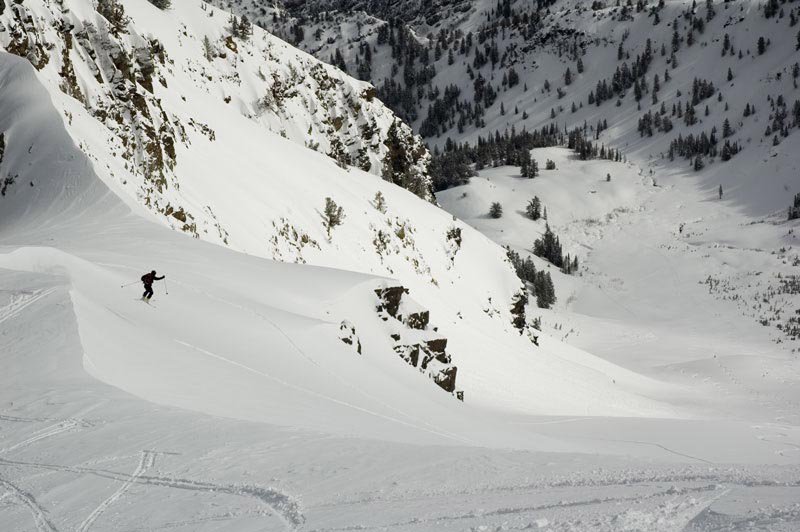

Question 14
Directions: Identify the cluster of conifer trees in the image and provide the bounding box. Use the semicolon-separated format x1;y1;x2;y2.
506;249;556;309
430;125;622;190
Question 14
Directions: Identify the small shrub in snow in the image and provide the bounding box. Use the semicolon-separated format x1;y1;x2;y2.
373;191;386;213
489;202;503;219
545;159;556;170
202;36;215;61
323;197;345;236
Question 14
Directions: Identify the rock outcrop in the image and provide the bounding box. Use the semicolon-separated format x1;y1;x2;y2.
375;284;463;400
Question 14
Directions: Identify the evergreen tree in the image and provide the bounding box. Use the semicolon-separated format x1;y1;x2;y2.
381;120;432;200
323;197;345;237
694;156;704;171
489;202;503;219
533;223;564;268
706;0;715;21
238;15;253;40
722;118;732;138
534;272;556;309
147;0;171;8
97;0;129;35
757;36;766;55
721;140;733;161
525;197;542;220
328;138;351;169
788;192;800;220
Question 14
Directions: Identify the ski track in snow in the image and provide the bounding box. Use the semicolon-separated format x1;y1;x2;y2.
308;484;730;532
0;455;305;530
174;339;474;445
208;289;479;445
191;288;476;444
565;436;715;465
0;419;89;456
76;450;157;532
0;288;57;326
0;415;50;424
0;477;57;532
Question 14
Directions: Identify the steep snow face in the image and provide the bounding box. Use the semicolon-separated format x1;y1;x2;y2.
2;44;800;532
0;46;677;445
0;28;684;423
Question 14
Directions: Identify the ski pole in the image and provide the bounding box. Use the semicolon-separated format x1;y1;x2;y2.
120;281;139;288
164;278;169;295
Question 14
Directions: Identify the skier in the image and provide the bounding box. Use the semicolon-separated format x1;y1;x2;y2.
718;184;723;200
141;270;165;301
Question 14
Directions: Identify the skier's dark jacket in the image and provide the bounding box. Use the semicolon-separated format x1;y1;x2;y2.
141;272;164;286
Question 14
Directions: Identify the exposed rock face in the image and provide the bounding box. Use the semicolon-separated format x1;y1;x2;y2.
510;291;528;333
0;0;435;239
404;309;429;330
374;286;406;319
375;284;463;400
338;320;362;355
5;2;50;71
445;226;462;264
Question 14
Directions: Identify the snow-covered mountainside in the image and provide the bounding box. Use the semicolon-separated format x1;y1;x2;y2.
219;0;800;342
0;0;501;404
1;0;434;222
0;0;688;414
235;0;799;200
3;1;800;530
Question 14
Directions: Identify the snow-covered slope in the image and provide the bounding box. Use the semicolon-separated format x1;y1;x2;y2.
3;2;800;530
1;0;434;223
439;145;800;419
241;0;800;210
0;7;686;427
231;0;800;350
